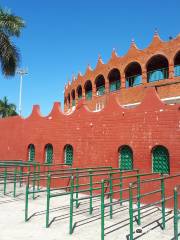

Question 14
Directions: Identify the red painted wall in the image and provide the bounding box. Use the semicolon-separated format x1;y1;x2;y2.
0;87;179;207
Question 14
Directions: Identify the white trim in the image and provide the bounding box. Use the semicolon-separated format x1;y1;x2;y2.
122;102;140;107
161;95;180;101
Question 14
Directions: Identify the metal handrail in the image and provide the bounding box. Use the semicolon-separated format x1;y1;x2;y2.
174;185;180;240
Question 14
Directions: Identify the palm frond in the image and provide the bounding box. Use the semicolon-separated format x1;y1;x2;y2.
0;8;25;37
0;32;19;76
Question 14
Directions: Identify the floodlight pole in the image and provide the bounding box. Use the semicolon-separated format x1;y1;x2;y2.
17;68;28;116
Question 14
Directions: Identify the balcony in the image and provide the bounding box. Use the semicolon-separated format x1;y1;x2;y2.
96;86;105;96
85;91;92;100
147;68;168;82
109;81;120;92
174;65;180;77
72;100;75;107
126;74;142;88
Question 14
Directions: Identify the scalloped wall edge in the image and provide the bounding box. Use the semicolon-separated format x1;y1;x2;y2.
0;87;179;122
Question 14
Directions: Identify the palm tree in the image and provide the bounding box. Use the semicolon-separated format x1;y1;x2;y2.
0;96;18;118
0;8;25;76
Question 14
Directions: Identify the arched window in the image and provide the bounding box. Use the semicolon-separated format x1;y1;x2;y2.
147;55;169;82
45;144;53;164
108;68;121;92
28;144;35;162
95;75;105;96
152;146;170;174
125;62;142;88
64;145;73;165
77;85;82;100
174;51;180;77
71;89;75;107
84;80;92;100
67;93;71;108
119;146;133;170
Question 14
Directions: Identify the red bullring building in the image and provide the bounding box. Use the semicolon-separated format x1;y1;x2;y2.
0;32;179;176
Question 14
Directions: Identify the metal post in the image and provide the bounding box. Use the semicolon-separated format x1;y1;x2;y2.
101;180;105;240
137;174;141;225
4;167;7;195
19;166;23;187
75;170;79;208
13;167;17;198
32;165;36;200
17;68;28;116
109;172;113;219
119;171;123;205
89;170;93;214
69;176;74;234
174;187;178;240
129;183;134;240
161;177;165;229
46;174;51;228
25;173;30;222
37;164;40;190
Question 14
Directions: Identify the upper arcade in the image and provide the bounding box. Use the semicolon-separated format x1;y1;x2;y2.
64;32;180;112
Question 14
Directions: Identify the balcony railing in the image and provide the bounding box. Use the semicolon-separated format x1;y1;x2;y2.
147;67;169;82
72;100;75;107
78;95;82;100
126;74;142;88
174;64;180;77
109;80;121;92
96;86;105;96
85;91;92;100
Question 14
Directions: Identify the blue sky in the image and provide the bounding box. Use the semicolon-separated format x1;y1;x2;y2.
0;0;180;117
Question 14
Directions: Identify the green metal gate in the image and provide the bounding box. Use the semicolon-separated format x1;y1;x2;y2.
119;146;133;170
65;145;73;165
152;146;170;174
28;144;35;161
45;144;53;164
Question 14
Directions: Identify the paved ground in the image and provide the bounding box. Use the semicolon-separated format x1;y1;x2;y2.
0;184;178;240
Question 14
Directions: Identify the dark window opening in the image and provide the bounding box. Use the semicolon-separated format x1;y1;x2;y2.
125;62;142;88
95;75;105;96
84;80;92;100
174;51;180;77
108;68;121;92
147;55;169;82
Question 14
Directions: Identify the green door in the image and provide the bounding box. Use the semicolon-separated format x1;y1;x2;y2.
119;146;133;170
28;144;35;162
152;146;169;174
65;145;73;165
45;144;53;164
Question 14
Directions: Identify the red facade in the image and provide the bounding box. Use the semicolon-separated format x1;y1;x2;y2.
0;33;180;207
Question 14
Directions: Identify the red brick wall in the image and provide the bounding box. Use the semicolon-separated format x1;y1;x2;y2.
0;87;179;172
0;87;179;207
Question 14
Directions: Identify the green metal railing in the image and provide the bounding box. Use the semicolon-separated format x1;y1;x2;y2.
100;171;160;240
85;91;92;100
109;80;120;92
126;74;142;88
174;64;180;77
24;166;112;227
68;169;139;236
72;100;76;107
0;162;69;197
46;167;114;228
174;185;180;240
96;86;105;96
147;67;169;82
129;174;180;240
78;94;82;100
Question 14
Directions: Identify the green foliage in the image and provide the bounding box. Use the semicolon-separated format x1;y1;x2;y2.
0;7;25;76
0;96;18;118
